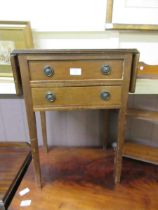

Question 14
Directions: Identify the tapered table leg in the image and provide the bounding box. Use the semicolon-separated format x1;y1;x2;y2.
114;108;126;183
100;110;109;150
40;111;48;153
103;110;109;149
19;56;42;188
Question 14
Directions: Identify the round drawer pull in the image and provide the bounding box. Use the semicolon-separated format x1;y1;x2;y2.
45;92;56;102
101;64;111;75
100;91;111;101
43;66;54;77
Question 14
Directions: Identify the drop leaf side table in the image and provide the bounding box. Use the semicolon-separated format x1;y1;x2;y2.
11;49;139;187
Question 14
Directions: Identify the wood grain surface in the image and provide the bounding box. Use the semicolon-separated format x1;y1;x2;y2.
29;59;123;80
123;142;158;165
32;86;122;111
10;147;158;210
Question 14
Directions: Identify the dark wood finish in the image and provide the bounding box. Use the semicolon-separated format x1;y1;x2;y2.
0;142;31;210
11;49;139;187
12;49;139;54
123;142;158;165
11;147;158;210
10;55;22;96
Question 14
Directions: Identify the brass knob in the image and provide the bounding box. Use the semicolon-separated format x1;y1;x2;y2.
43;66;54;77
45;92;56;102
100;91;111;101
101;65;111;75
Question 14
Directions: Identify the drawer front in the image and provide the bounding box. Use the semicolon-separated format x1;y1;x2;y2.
32;86;122;109
29;60;123;81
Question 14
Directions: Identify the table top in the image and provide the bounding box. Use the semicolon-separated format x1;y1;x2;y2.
0;142;31;210
11;48;139;55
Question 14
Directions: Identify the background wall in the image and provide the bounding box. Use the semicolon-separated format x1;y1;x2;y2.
0;0;107;31
0;0;158;147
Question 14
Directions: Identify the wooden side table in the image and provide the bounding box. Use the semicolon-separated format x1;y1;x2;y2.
0;142;31;210
11;49;139;187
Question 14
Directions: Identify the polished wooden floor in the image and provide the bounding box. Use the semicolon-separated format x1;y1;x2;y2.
10;147;158;210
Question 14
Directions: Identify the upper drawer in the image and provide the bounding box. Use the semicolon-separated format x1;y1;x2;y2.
29;60;123;81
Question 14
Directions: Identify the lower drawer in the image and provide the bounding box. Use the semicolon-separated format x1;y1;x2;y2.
31;86;122;110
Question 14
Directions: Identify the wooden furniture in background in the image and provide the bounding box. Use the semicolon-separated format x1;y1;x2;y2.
123;63;158;164
0;142;31;210
123;142;158;165
11;49;139;187
137;62;158;79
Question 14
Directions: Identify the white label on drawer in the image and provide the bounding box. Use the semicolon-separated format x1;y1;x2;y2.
70;68;82;76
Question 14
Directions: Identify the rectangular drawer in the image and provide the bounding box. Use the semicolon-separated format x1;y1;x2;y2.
31;86;122;110
29;60;123;81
